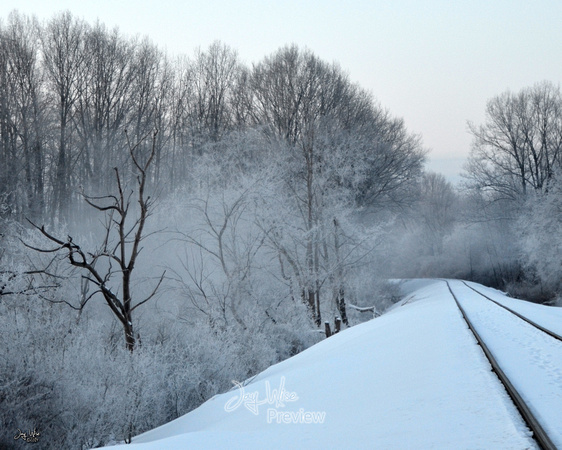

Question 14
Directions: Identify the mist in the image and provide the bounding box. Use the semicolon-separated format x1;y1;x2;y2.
1;10;561;448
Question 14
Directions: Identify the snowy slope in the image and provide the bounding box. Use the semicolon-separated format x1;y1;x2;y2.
102;280;539;449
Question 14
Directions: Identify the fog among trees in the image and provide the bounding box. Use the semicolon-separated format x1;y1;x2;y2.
1;10;561;448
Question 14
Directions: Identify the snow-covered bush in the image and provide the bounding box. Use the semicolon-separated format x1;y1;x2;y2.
518;173;562;298
0;209;322;448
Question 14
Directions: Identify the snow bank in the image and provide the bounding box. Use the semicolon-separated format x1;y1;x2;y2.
102;281;537;449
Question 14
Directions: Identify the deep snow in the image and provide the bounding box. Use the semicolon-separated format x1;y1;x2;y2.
102;279;550;449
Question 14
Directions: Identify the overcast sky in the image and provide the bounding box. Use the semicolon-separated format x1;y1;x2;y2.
3;0;562;182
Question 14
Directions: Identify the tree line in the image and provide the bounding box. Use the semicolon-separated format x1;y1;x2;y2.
463;80;562;297
0;10;425;333
2;8;562;448
0;11;423;225
0;11;427;447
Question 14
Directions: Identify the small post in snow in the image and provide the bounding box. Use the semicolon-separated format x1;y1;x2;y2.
335;317;342;333
324;321;332;338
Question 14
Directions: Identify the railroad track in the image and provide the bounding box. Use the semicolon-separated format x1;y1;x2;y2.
460;280;562;342
445;280;560;450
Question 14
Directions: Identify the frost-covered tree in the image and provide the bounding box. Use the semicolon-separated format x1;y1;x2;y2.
0;13;46;222
417;172;457;256
0;11;439;447
74;22;136;193
191;41;241;143
248;46;424;324
518;171;562;294
41;12;88;221
465;81;562;202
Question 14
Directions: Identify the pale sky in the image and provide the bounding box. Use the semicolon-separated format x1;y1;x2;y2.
3;0;562;183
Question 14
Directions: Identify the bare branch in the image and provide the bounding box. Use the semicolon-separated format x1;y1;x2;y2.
348;303;381;317
131;270;166;312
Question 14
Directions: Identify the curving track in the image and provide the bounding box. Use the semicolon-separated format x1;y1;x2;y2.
445;280;562;450
460;281;562;342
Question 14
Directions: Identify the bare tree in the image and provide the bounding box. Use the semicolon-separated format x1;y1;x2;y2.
465;81;562;202
416;172;457;256
173;188;264;330
0;13;46;221
192;42;239;142
25;130;164;351
41;11;88;221
0;24;17;221
250;46;424;325
249;46;349;324
75;22;136;193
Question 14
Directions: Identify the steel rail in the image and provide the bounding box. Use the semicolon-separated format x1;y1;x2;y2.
445;280;556;450
460;281;562;342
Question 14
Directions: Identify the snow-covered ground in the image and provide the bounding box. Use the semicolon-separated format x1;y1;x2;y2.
451;280;562;447
464;280;562;337
101;279;559;449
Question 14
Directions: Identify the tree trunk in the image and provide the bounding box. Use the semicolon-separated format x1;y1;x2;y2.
123;316;135;352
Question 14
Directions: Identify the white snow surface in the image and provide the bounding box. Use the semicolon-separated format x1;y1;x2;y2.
101;279;549;449
464;280;562;337
451;280;562;447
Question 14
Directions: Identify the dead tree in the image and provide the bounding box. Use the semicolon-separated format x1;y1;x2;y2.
25;129;164;351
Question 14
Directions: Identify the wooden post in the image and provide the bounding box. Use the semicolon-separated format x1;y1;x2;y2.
324;321;332;338
335;316;341;333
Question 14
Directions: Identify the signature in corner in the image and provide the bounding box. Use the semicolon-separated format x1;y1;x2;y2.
14;428;41;443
